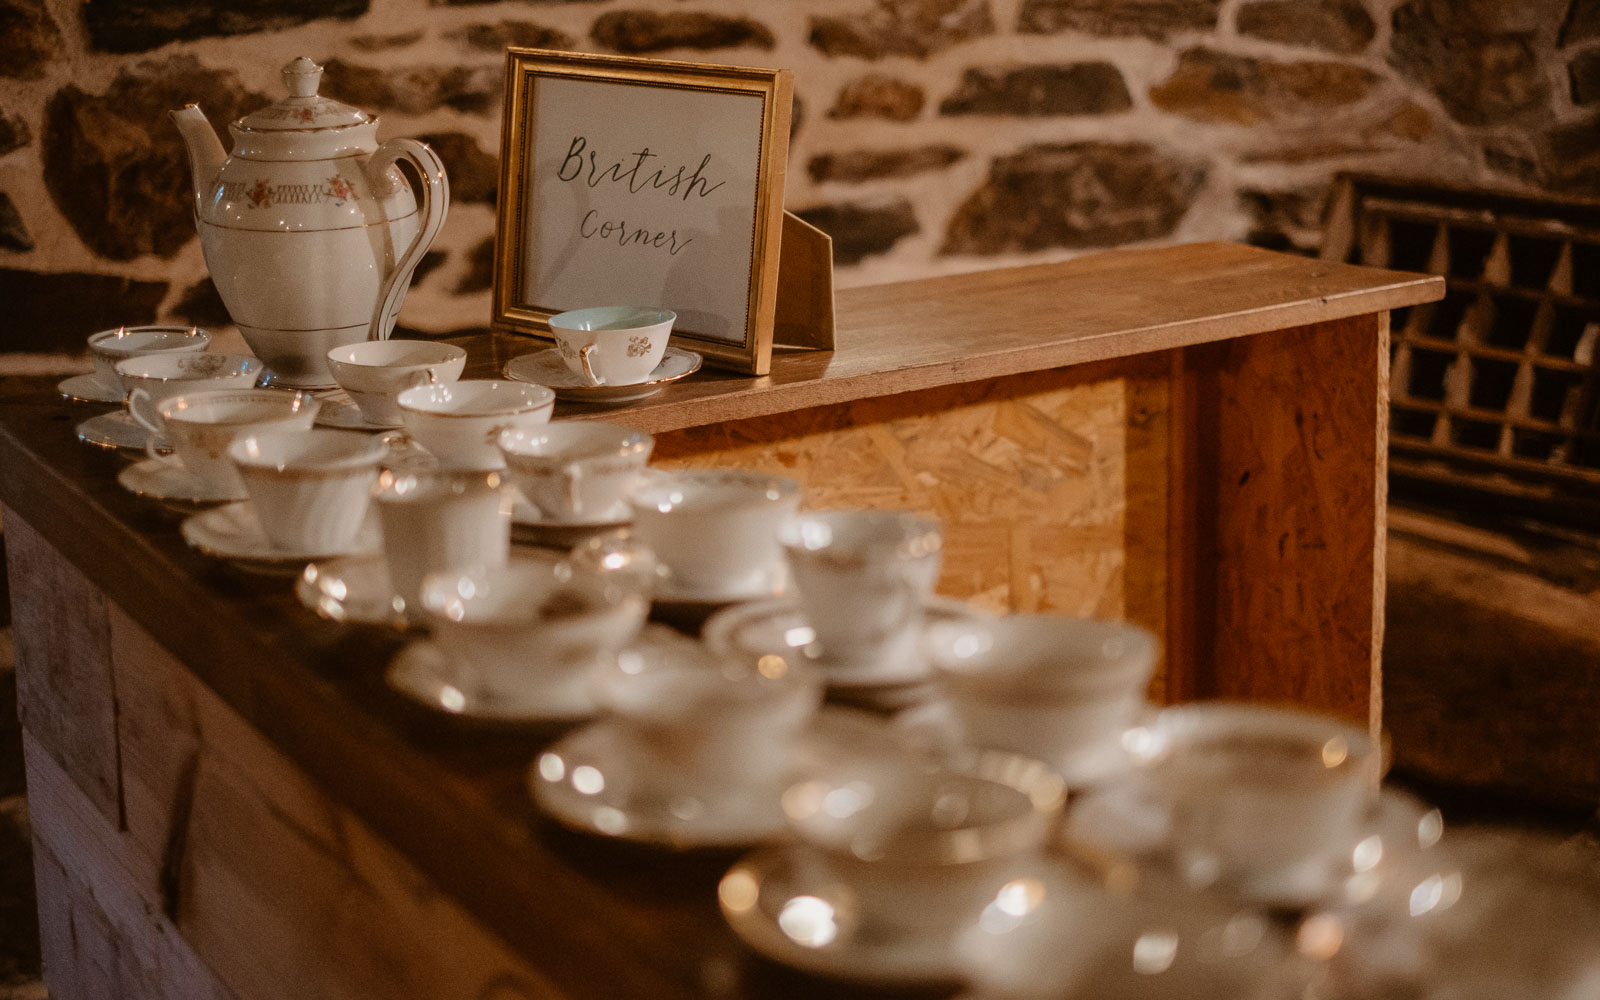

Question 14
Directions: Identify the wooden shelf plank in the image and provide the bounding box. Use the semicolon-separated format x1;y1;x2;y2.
455;242;1440;435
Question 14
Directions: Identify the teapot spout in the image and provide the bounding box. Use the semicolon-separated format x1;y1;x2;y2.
169;103;226;207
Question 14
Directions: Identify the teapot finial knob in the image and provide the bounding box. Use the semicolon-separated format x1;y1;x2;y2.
282;57;322;100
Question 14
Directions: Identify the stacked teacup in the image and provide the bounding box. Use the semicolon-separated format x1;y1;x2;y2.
397;379;555;470
717;726;1068;985
365;376;553;618
628;468;800;602
531;625;826;845
326;340;467;428
414;549;652;720
1061;703;1379;905
954;702;1385;1000
86;324;211;401
126;388;320;503
226;428;391;557
498;422;654;529
780;509;944;671
373;458;512;612
930;614;1159;787
702;507;971;709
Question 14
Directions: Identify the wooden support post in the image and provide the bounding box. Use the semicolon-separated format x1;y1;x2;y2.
1164;315;1388;734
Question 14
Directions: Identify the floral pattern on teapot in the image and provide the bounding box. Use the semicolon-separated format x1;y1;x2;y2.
230;175;357;210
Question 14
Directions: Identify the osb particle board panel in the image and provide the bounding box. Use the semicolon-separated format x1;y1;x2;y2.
652;355;1171;656
1173;314;1386;728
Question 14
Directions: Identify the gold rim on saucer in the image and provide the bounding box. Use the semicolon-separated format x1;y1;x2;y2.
58;373;125;404
503;346;702;403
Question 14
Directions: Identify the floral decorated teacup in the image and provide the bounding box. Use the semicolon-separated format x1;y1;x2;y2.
548;306;675;387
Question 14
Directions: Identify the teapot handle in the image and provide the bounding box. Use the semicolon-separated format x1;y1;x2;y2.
365;138;450;342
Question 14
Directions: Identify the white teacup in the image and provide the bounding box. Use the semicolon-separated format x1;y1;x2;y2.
627;468;800;597
227;429;388;553
128;388;320;495
418;557;650;711
598;627;822;787
781;510;943;667
497;422;654;524
326;340;468;427
1122;703;1377;902
548;306;675;387
934;615;1158;785
88;325;211;397
118;353;264;408
781;748;1065;940
396;379;555;470
374;464;511;609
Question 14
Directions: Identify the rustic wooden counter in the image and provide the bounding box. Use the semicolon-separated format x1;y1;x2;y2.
0;241;1440;1000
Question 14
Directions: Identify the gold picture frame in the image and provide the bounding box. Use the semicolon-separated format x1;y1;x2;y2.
492;48;794;376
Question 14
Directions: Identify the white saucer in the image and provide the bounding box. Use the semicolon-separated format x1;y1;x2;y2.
503;346;702;403
719;845;962;986
76;411;167;452
314;394;398;430
116;455;246;504
894;699;1139;788
531;717;792;849
511;495;631;529
386;639;598;723
297;554;408;628
509;497;632;549
258;368;335;391
180;501;381;569
58;373;123;403
654;561;789;606
1059;784;1430;910
703;596;990;689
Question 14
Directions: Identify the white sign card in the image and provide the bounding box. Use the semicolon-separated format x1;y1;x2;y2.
525;78;762;346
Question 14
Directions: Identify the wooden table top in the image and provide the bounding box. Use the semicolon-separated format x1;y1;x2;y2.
0;242;1442;998
457;241;1442;433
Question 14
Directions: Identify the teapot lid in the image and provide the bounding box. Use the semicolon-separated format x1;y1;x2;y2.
236;57;372;133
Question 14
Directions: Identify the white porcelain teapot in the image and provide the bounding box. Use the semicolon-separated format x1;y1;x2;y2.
172;57;449;388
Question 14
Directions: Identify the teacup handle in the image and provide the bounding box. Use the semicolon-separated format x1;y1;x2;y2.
400;367;441;391
127;388;167;463
891;563;929;622
577;343;605;387
374;429;413;451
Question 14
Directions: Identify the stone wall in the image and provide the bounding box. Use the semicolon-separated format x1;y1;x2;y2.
0;0;1595;358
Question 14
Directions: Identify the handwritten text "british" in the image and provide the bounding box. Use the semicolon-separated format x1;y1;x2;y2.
557;137;726;201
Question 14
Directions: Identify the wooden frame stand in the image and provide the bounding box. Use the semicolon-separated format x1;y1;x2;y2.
773;210;835;352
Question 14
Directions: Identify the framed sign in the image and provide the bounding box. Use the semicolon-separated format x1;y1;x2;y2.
493;48;795;375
